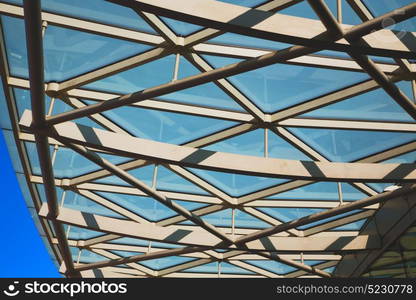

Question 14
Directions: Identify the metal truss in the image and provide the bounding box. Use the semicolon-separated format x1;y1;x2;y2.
1;0;416;278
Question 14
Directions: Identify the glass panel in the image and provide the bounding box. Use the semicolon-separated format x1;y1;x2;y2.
258;207;325;222
382;151;416;164
268;130;312;160
64;225;104;240
217;0;267;7
41;0;158;33
51;99;106;129
112;250;195;270
0;80;12;130
110;237;181;249
70;247;107;263
13;88;32;121
160;17;202;36
181;208;269;229
206;33;292;50
203;55;368;113
363;0;415;31
302;83;415;122
280;0;318;19
53;147;131;178
244;260;296;274
84;100;238;144
2;130;23;173
331;219;366;231
159;55;246;111
187;168;288;197
2;16;28;78
43;25;151;82
341;0;363;25
267;182;367;201
296;209;363;229
83;55;175;94
183;261;255;274
62;190;127;219
287;127;416;162
160;82;246;111
96;191;177;222
367;182;396;193
204;129;264;157
94;164;154;186
156;166;210;195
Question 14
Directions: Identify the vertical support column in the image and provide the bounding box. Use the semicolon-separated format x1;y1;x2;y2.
412;80;416;103
231;208;235;237
337;182;344;205
172;53;180;82
264;128;268;158
337;0;343;23
218;261;222;278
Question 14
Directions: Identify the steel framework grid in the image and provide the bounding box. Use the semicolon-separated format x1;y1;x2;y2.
0;0;415;278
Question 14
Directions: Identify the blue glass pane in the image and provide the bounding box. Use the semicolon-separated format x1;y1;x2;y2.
207;33;292;50
70;247;106;263
1;0;22;4
156;166;210;195
2;130;23;173
84;55;175;94
53;147;130;178
267;182;367;201
187;168;288;197
13;88;32;120
324;267;336;273
51;99;106;129
287;127;416;162
331;219;366;231
302;83;415;122
129;253;194;270
180;208;268;228
43;25;151;81
64;225;104;240
397;80;415;102
96;192;176;222
159;56;246;111
110;237;181;249
183;261;255;274
160;17;202;36
244;260;296;274
258;207;325;222
281;0;318;19
0;81;12;130
367;182;396;193
2;16;28;78
36;185;64;205
25;142;43;175
341;0;363;25
84;100;238;144
218;0;267;7
161;82;245;111
204;129;264;157
63;190;126;219
203;55;368;113
382;150;416;163
297;209;363;229
363;0;415;31
268;130;312;160
95;164;154;186
41;0;157;33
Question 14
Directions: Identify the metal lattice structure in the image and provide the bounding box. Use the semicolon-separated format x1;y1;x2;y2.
0;0;416;278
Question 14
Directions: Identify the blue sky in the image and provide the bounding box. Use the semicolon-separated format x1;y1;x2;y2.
0;130;59;277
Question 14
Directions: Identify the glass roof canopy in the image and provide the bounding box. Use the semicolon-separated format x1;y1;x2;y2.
0;0;415;278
